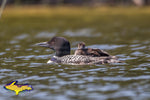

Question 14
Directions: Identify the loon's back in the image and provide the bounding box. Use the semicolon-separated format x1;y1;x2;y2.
48;55;120;65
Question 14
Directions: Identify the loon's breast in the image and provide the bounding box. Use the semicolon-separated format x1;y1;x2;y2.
47;55;120;65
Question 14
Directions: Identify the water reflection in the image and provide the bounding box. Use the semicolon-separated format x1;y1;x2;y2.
14;34;29;40
64;29;101;37
36;32;56;38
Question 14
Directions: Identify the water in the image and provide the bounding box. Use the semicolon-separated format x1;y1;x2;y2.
0;7;150;100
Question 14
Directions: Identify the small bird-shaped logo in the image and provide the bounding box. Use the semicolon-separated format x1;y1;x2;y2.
4;81;33;95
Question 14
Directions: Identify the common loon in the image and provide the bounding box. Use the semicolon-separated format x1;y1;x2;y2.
36;37;121;65
74;42;110;57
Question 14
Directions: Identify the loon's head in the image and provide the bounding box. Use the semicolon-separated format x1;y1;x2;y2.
36;37;70;57
78;42;85;49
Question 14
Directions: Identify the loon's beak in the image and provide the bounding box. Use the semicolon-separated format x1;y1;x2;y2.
36;42;50;48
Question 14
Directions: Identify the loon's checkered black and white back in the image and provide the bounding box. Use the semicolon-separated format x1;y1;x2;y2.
48;55;120;65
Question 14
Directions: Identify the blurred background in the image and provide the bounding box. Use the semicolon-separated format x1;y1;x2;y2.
1;0;150;6
0;0;150;100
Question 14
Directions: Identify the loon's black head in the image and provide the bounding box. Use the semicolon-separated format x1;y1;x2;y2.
36;37;70;57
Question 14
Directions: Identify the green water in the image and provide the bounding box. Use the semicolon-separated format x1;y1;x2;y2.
0;7;150;100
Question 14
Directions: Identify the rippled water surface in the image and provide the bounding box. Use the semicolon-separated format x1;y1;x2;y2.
0;7;150;100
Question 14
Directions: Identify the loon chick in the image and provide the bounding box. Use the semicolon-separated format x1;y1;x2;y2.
36;37;121;65
74;42;110;57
